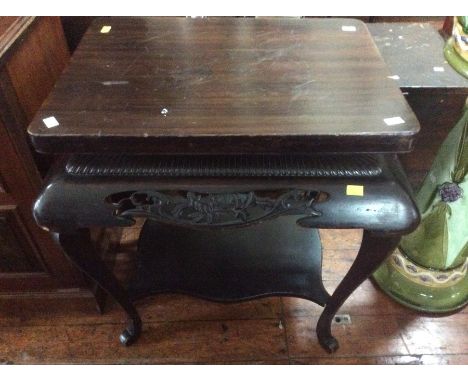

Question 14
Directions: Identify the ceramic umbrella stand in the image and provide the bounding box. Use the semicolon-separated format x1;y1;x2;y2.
373;103;468;313
444;16;468;79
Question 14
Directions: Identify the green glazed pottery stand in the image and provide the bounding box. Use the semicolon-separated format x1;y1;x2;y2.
444;37;468;79
373;104;468;313
444;16;468;79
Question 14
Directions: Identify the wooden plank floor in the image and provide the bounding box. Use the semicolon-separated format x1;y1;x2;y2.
0;225;466;364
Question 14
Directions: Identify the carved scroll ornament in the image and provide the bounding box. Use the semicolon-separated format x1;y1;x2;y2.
106;189;325;228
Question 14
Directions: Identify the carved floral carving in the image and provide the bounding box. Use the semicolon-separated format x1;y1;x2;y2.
107;189;323;228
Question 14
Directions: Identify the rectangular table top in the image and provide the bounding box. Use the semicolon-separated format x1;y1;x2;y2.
28;17;420;154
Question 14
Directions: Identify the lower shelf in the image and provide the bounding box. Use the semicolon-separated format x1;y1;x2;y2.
128;216;330;305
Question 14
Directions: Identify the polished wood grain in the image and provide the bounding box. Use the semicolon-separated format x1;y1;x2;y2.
28;17;420;154
6;17;69;122
0;17;36;65
0;228;465;364
290;354;468;365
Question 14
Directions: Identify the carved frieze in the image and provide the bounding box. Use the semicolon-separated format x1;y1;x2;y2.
107;189;324;228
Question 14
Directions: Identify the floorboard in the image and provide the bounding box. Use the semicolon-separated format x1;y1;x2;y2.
0;228;466;364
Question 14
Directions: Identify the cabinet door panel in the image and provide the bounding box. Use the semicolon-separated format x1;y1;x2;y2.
0;102;83;291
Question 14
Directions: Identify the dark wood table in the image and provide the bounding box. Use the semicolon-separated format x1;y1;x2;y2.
28;17;420;353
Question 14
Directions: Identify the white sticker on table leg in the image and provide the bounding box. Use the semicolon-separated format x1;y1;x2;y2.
100;26;112;33
383;117;405;126
341;25;357;32
42;116;59;128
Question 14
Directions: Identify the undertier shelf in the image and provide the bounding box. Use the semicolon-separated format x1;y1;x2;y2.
128;216;330;305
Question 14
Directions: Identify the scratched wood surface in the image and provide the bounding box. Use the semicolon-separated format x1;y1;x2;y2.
28;17;419;154
0;226;466;364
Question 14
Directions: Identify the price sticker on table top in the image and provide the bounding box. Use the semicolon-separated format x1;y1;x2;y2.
383;116;405;126
100;26;112;33
346;185;364;197
341;25;357;32
42;116;59;128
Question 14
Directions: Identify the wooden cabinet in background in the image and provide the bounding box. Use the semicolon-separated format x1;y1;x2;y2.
0;16;110;306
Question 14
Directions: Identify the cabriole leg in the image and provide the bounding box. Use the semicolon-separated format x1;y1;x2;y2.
56;228;142;346
316;230;401;352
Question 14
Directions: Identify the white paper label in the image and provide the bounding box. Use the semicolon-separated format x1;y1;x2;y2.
42;116;59;128
387;75;400;80
100;26;112;33
341;25;356;32
433;66;445;72
383;117;405;126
